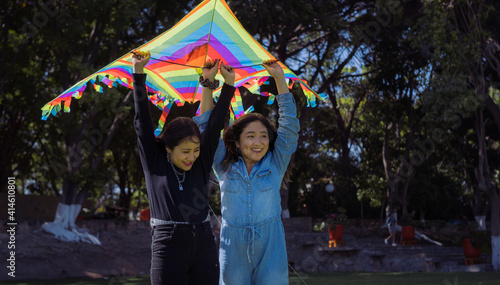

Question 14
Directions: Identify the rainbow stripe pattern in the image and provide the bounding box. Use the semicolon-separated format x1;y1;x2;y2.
41;0;323;132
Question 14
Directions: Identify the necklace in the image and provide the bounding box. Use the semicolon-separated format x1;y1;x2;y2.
167;153;185;190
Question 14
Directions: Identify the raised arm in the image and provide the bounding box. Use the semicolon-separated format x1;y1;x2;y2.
195;61;235;169
263;60;300;174
132;52;160;167
196;59;235;158
202;61;235;139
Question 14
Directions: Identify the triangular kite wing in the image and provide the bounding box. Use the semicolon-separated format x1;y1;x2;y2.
42;0;323;133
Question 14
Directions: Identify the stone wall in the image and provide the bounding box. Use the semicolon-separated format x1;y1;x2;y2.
0;193;93;221
1;215;493;273
283;216;312;232
286;232;493;273
0;219;151;235
0;193;60;221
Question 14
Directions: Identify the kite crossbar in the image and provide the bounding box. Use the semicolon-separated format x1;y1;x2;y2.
129;52;269;70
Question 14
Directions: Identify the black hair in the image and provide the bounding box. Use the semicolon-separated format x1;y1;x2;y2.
156;117;201;150
220;113;276;173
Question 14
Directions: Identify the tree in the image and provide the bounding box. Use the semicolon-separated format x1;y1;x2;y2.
447;0;500;270
0;1;54;193
415;0;500;270
356;0;435;218
3;0;194;243
231;0;384;217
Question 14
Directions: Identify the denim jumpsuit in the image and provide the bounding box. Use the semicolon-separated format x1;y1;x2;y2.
196;92;299;285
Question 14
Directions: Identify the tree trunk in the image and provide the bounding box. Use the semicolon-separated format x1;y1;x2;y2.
383;119;417;217
400;122;418;217
400;174;411;216
448;1;500;270
44;91;132;243
483;84;500;269
474;109;500;270
41;203;100;244
383;123;394;210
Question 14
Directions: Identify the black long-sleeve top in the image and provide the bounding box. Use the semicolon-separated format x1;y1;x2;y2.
133;73;235;223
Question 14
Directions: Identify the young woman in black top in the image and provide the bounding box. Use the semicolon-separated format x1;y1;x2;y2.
132;52;235;284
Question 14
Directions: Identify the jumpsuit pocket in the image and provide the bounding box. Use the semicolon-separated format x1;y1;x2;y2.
225;172;242;193
256;169;273;192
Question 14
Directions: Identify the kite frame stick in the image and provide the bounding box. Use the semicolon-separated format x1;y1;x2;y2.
130;52;267;70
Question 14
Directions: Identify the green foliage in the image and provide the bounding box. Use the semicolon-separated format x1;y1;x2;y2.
0;1;192;207
3;0;500;226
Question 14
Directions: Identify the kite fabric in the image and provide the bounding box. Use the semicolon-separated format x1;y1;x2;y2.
41;0;324;135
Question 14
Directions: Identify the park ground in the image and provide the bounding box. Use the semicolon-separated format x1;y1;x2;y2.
1;219;499;283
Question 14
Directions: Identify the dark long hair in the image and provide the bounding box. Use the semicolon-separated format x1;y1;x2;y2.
156;117;201;149
220;113;276;173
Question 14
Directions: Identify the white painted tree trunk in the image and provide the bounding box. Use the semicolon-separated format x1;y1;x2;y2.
41;203;101;245
474;215;487;231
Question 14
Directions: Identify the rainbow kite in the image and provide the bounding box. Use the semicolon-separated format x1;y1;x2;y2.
41;0;324;135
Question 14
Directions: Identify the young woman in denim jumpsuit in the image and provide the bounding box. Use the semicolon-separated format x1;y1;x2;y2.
197;61;299;284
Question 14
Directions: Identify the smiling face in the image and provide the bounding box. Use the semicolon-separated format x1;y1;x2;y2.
236;121;270;166
166;136;200;171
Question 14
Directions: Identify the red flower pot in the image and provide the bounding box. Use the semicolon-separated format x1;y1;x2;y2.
328;224;344;241
401;226;415;241
463;238;481;258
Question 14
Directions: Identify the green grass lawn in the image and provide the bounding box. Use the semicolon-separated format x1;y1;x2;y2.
3;272;499;285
